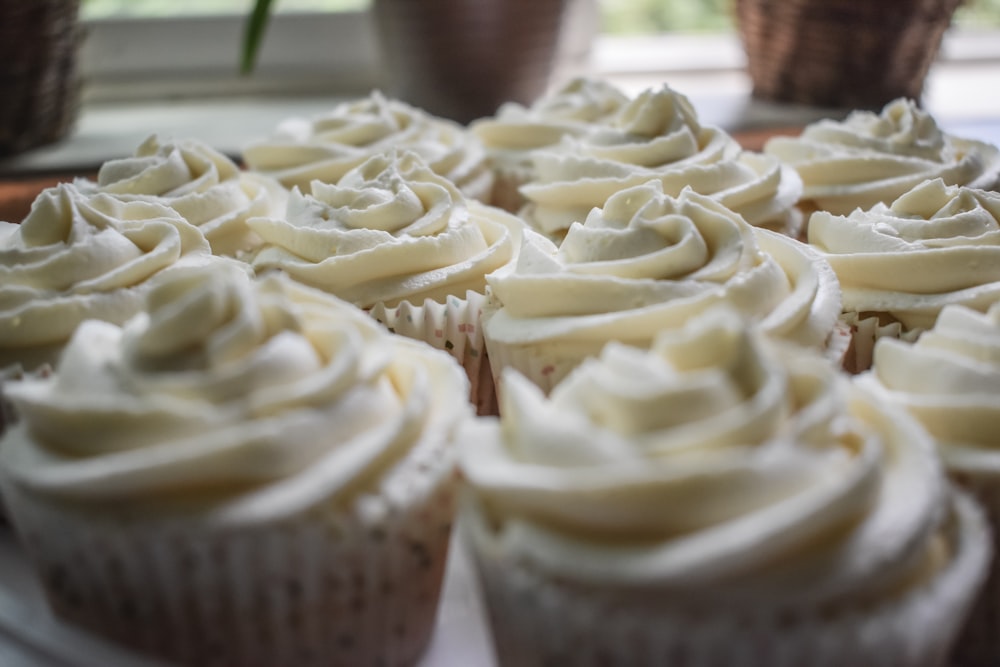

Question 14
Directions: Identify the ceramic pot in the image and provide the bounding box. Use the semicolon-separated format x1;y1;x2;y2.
372;0;573;123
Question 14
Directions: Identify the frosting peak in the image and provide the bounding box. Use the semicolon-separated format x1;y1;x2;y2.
242;91;493;201
249;149;523;308
765;98;1000;214
484;181;841;389
860;301;1000;474
80;135;286;256
463;309;945;607
518;84;802;236
2;263;471;524
808;178;1000;331
0;184;212;369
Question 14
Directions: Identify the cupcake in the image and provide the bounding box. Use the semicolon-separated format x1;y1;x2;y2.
483;181;842;393
77;135;287;257
807;178;1000;372
857;302;1000;665
0;183;212;374
242;90;494;202
460;308;990;667
0;261;473;667
469;77;631;212
765;98;1000;217
248;149;525;415
517;83;803;240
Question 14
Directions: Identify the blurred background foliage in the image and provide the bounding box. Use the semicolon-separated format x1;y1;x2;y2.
82;0;1000;31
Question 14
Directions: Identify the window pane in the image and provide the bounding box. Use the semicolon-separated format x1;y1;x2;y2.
599;0;734;35
81;0;369;20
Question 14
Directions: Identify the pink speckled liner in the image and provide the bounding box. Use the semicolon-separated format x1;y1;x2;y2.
461;489;990;667
3;431;459;667
370;290;496;416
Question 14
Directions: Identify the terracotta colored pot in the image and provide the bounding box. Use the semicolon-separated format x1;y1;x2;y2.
372;0;572;123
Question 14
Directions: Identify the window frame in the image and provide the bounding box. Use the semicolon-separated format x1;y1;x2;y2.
73;9;1000;111
80;10;382;102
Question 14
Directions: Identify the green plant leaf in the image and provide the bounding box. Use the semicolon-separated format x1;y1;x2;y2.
241;0;276;74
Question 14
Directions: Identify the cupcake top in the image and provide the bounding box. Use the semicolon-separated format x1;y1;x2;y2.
858;302;1000;476
485;182;841;388
517;84;802;238
470;77;631;173
0;262;472;524
242;91;493;202
0;184;211;371
248;149;524;308
808;178;1000;332
78;135;287;256
463;309;948;607
765;98;1000;215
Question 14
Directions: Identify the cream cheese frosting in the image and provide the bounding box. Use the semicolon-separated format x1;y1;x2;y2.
517;84;803;237
462;309;948;607
242;91;493;202
765;98;1000;215
0;184;212;371
858;302;1000;476
248;149;524;308
470;77;631;174
808;178;1000;332
484;182;840;388
0;262;471;524
78;135;287;256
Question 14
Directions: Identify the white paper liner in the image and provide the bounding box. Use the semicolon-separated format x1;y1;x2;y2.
3;434;459;667
840;312;922;374
485;320;850;401
824;320;853;370
480;293;600;399
482;337;595;399
369;290;496;416
461;489;990;667
947;471;1000;667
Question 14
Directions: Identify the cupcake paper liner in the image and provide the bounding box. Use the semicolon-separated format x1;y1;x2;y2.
369;290;496;416
3;433;459;667
947;471;1000;667
484;317;854;400
461;489;990;667
840;312;921;374
824;320;854;370
482;335;596;398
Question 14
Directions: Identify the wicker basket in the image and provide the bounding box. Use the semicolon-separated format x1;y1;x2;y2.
736;0;962;109
0;0;82;157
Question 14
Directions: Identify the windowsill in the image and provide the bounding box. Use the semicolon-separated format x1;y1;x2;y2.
2;31;999;179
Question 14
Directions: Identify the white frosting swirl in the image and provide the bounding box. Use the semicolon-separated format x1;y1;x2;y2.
765;98;1000;215
859;302;1000;475
242;91;493;202
485;182;841;387
1;263;471;523
249;150;524;308
0;184;211;371
518;85;802;236
463;309;946;607
79;135;286;256
470;77;631;172
808;178;1000;331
